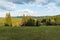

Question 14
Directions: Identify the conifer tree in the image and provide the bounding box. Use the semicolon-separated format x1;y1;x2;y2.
4;12;12;26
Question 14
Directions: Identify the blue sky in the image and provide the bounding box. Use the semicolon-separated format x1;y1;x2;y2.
0;0;60;17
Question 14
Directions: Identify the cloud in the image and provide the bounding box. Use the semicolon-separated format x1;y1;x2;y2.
0;0;60;17
3;0;60;7
10;9;40;16
19;9;39;16
4;0;35;4
0;0;60;6
0;0;15;11
0;10;7;17
38;3;60;16
0;0;60;11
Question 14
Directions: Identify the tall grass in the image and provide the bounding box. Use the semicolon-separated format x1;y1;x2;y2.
0;26;60;40
0;18;22;26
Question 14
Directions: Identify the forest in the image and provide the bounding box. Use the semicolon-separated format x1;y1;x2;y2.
0;12;60;27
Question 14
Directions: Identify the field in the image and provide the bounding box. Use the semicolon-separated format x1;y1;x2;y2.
0;18;22;26
0;26;60;40
0;18;60;40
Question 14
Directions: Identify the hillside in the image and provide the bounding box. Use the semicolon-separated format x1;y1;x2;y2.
0;15;60;26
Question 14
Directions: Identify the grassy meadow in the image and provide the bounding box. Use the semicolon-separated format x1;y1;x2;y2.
0;18;22;26
0;18;60;40
0;26;60;40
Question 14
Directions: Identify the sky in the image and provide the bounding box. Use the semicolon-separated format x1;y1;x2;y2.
0;0;60;17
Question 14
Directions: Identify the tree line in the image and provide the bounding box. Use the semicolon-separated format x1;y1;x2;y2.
4;13;60;26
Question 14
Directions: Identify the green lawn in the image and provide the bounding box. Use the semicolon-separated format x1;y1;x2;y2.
0;26;60;40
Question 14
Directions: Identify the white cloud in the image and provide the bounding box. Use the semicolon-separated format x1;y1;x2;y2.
55;0;60;2
34;0;48;5
0;11;6;17
19;9;40;16
45;3;57;10
40;3;60;16
0;0;15;11
10;9;40;17
0;0;60;17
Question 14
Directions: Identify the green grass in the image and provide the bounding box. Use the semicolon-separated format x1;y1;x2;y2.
0;26;60;40
0;18;22;26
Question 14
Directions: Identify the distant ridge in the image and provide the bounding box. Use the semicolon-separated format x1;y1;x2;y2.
12;16;23;18
11;15;60;18
0;15;60;18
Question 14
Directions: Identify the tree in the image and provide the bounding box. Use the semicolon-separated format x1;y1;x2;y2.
26;17;35;26
36;19;40;26
4;12;12;26
22;14;35;26
46;18;56;25
41;19;47;25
